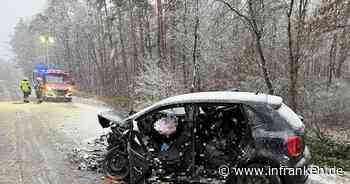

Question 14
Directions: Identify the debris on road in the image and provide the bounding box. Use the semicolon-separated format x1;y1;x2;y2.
68;135;107;172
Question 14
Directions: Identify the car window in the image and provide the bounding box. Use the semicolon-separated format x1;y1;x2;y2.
194;103;250;164
133;104;194;154
243;105;266;129
195;103;248;135
247;104;293;131
136;105;189;136
159;107;186;116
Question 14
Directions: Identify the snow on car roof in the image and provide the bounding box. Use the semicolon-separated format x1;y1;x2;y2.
128;91;283;120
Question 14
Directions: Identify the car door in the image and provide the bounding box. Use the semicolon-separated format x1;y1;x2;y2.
128;104;195;184
192;103;252;170
128;119;149;184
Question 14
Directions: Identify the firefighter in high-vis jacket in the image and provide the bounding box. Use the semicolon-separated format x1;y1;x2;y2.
20;78;32;103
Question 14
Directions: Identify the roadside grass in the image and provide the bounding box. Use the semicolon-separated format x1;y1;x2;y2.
307;130;350;171
96;96;131;110
74;91;131;109
303;79;350;171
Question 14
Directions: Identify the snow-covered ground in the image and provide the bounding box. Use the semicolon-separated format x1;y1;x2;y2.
309;173;350;184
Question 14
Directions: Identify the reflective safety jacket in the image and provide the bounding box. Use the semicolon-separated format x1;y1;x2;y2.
20;79;32;93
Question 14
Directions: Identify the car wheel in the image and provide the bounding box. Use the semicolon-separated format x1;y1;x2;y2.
103;146;129;180
229;163;282;184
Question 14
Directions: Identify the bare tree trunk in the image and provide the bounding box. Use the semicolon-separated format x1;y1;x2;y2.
128;0;139;110
156;0;166;61
103;0;113;48
248;0;274;95
256;36;274;95
117;7;130;107
335;29;350;78
191;0;200;93
328;34;337;89
287;0;298;111
145;14;153;59
138;11;146;59
216;0;274;94
182;0;188;90
287;0;309;111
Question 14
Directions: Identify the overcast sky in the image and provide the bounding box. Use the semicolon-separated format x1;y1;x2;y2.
0;0;46;61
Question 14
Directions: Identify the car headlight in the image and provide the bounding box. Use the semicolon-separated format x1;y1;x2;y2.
67;86;73;92
45;86;52;91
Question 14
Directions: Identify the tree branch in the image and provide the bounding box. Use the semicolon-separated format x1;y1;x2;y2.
215;0;253;28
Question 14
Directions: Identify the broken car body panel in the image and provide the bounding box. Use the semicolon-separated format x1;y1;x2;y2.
98;91;310;184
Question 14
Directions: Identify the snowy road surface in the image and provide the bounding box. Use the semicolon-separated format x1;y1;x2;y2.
0;62;349;184
0;63;106;184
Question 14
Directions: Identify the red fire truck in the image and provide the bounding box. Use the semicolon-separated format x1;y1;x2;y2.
33;68;74;102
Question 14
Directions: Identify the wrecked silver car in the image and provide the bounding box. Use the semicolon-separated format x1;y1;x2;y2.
98;91;311;184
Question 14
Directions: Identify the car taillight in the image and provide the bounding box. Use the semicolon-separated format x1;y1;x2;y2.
285;136;303;157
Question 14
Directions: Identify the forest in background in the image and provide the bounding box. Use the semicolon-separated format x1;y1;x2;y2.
10;0;350;129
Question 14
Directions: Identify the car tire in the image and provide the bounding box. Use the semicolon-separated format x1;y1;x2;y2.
229;163;282;184
102;146;129;181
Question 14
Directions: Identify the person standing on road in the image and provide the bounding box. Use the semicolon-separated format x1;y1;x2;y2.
20;78;32;103
34;77;44;103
